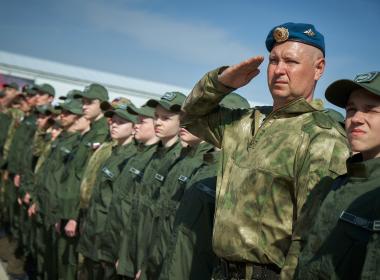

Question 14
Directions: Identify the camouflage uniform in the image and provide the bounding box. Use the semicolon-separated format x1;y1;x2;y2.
296;155;380;279
181;68;350;279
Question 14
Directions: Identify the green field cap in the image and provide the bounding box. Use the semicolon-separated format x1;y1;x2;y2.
3;82;19;91
127;103;155;118
32;83;55;97
35;104;59;115
59;89;82;101
325;71;380;108
22;85;37;96
219;92;250;109
58;98;83;115
103;97;137;123
75;83;109;102
146;91;186;112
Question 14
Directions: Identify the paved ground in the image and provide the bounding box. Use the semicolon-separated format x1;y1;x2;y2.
0;261;9;280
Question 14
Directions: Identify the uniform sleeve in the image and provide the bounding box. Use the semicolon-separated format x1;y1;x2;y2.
181;67;242;148
280;129;349;279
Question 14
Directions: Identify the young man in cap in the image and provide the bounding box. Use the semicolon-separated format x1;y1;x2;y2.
32;83;55;106
0;82;20;108
55;83;110;280
181;22;350;279
77;97;138;280
98;102;160;279
31;95;88;280
296;72;380;279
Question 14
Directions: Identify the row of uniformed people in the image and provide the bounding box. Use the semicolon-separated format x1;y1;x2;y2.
0;81;248;280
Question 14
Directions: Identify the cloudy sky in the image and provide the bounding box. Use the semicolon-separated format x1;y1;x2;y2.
1;0;379;108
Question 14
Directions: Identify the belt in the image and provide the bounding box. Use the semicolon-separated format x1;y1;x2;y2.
218;259;280;280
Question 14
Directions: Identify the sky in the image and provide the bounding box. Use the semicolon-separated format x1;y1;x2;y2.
0;0;379;109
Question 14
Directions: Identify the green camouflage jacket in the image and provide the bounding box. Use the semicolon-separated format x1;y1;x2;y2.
0;108;24;167
79;140;116;210
181;68;350;278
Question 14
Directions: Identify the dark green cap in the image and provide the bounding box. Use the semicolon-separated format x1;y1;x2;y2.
104;108;138;123
127;103;155;118
32;83;55;97
3;82;19;91
35;104;59;115
57;98;83;115
22;85;37;95
219;92;250;109
75;83;109;102
103;97;137;123
59;90;82;101
146;91;186;112
325;71;380;108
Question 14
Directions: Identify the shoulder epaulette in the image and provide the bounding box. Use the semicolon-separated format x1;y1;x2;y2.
311;111;333;129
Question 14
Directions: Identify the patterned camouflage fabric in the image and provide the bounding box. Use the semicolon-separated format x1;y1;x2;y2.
182;68;350;279
79;140;116;210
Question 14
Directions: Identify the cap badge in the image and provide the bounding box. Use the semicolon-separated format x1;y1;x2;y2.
303;28;315;37
354;72;379;83
162;92;176;101
273;27;289;43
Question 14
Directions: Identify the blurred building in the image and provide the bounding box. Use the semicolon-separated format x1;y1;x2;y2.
0;50;190;105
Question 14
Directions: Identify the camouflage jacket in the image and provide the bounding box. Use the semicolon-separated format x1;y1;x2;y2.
79;140;116;210
182;68;350;278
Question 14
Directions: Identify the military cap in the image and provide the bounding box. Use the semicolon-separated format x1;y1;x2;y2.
75;83;109;102
219;92;250;109
59;89;82;101
32;83;55;97
35;104;59;115
127;103;156;118
57;98;83;115
146;91;186;112
22;84;37;95
325;71;380;108
265;22;325;55
103;97;138;123
100;97;132;111
3;82;19;91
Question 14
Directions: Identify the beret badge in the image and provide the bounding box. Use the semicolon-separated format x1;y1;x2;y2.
303;28;315;37
273;27;289;43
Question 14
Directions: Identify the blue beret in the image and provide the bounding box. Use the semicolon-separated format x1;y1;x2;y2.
265;22;325;56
